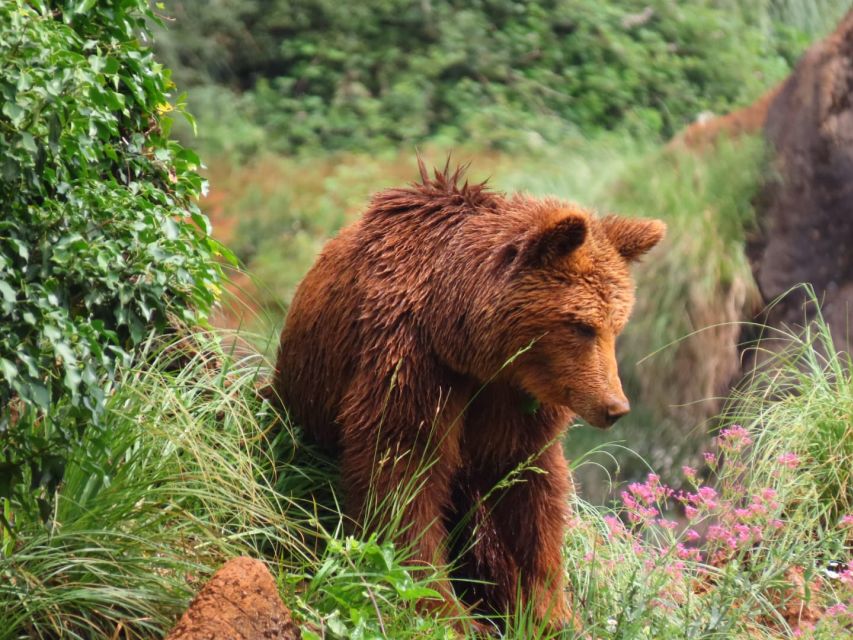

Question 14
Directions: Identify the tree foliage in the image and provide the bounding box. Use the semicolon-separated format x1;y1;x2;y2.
154;0;826;153
0;0;230;503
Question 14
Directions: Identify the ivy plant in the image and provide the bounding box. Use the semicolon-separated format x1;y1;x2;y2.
0;0;233;508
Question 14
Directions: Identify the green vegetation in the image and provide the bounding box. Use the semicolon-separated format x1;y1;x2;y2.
154;0;848;154
3;0;853;638
0;0;233;508
1;321;850;638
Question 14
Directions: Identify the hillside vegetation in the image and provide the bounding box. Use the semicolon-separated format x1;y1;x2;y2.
153;0;844;153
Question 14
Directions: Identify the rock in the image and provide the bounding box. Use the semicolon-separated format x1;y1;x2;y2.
748;10;853;353
674;84;780;150
165;557;301;640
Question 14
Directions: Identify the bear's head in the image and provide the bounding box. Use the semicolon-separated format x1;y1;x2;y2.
487;202;665;429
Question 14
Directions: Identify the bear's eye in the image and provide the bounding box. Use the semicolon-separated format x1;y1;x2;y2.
569;322;597;339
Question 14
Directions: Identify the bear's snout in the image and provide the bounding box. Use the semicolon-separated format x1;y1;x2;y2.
604;396;631;426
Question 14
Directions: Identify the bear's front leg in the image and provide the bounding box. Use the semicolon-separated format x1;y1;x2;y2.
490;441;575;628
336;359;469;612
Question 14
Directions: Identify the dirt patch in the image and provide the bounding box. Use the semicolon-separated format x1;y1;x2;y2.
749;10;853;353
165;556;301;640
673;83;781;150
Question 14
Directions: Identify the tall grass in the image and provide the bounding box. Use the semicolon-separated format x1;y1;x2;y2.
0;334;322;638
2;315;850;638
558;312;852;639
0;332;471;639
723;295;853;524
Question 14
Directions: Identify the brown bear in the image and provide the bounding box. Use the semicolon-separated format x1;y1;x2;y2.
273;160;665;629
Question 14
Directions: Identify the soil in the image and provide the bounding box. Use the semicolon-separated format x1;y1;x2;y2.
165;557;301;640
673;83;781;150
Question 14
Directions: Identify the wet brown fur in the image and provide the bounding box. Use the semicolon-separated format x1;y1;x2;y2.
273;160;665;627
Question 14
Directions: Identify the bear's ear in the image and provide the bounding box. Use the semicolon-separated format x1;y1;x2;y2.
601;215;666;261
521;213;588;267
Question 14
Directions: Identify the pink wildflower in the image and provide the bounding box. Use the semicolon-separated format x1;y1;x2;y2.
748;500;768;517
702;451;717;467
792;621;815;637
676;543;701;562
603;515;627;538
717;424;752;452
622;474;673;523
825;603;848;617
666;560;686;580
656;518;678;531
777;452;800;469
685;529;700;541
757;487;781;509
682;465;697;483
696;486;719;510
840;514;853;527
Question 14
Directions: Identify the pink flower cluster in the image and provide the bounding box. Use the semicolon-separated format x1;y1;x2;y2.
621;473;673;524
595;422;852;633
716;424;752;453
777;452;800;469
680;485;719;519
706;522;763;551
612;426;795;567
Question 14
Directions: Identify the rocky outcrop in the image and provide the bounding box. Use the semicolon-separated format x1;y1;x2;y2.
749;10;853;353
675;10;853;354
166;557;301;640
674;84;781;150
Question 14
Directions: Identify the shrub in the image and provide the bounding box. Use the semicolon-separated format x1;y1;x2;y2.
153;0;842;153
0;1;232;506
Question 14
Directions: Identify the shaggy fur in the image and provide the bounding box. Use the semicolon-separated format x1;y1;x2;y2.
274;160;665;627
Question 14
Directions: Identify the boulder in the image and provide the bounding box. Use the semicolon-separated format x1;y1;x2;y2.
166;557;301;640
748;10;853;353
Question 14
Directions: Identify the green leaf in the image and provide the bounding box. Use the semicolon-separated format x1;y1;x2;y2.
181;109;197;135
2;102;25;127
74;0;98;15
0;358;17;382
0;280;16;305
326;611;348;636
54;341;76;365
28;382;49;409
19;132;37;153
191;211;212;235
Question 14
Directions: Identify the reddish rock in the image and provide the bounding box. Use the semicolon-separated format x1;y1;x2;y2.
166;557;300;640
674;83;780;150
